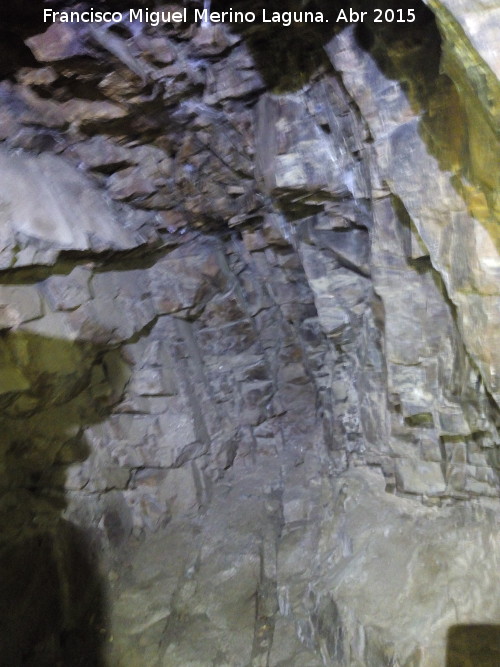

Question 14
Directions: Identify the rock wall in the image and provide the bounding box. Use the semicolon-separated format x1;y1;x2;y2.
0;1;499;665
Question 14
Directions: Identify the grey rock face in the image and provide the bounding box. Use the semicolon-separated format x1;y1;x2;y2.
326;22;500;407
0;2;499;666
0;148;139;268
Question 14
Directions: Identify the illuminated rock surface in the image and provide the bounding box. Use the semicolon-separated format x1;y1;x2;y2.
0;1;499;665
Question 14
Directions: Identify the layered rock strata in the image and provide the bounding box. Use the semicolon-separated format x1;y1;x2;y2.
0;1;499;665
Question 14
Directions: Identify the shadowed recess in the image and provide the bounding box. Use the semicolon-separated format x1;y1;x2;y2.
446;625;500;667
0;331;114;666
211;0;432;92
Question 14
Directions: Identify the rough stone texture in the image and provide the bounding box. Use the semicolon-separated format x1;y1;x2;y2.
0;2;499;666
326;23;500;408
0;148;139;268
425;0;500;131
